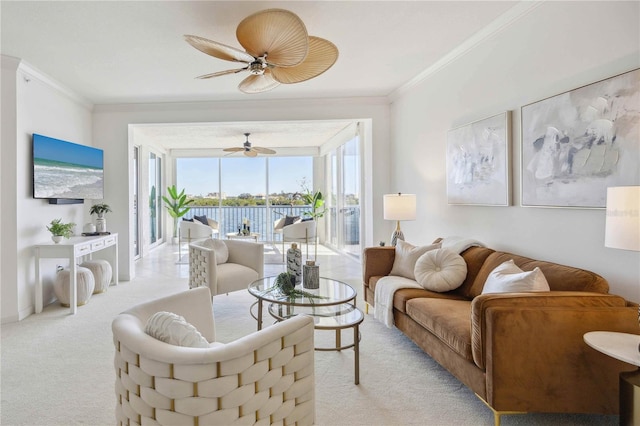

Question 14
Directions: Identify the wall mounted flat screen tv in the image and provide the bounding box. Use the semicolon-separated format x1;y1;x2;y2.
32;133;104;200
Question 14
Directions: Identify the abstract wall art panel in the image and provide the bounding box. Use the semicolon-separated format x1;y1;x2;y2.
446;111;511;206
521;69;640;208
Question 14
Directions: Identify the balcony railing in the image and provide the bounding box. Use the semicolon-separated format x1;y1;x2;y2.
184;205;360;246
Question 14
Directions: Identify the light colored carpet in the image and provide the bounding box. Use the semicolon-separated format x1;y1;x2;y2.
0;244;617;426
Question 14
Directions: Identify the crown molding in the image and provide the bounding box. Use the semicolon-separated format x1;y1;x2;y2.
93;95;389;113
388;1;545;102
11;57;94;111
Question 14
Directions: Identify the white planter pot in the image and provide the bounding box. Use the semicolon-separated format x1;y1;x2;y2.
52;235;63;244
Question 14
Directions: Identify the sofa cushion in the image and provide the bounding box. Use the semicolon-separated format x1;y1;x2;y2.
481;259;550;294
194;215;209;226
390;241;441;280
415;248;467;292
284;215;300;226
405;298;473;362
455;246;496;299
469;252;609;297
144;311;210;348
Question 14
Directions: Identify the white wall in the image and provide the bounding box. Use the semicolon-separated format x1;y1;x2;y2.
92;98;390;280
389;1;640;301
1;57;93;322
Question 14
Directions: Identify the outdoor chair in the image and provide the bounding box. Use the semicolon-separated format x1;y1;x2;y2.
178;219;219;262
112;287;316;425
281;220;317;261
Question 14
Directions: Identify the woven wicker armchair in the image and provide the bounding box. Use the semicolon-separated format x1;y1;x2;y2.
189;239;264;297
112;287;315;425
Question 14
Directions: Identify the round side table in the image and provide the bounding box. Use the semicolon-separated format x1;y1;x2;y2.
584;331;640;425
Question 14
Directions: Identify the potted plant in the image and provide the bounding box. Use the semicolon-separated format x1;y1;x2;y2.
47;218;75;243
162;185;194;243
89;203;111;218
301;182;327;220
90;203;111;233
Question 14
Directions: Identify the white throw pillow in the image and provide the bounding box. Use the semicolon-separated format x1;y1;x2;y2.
389;240;441;280
203;238;229;264
481;259;550;294
144;311;209;348
414;248;467;292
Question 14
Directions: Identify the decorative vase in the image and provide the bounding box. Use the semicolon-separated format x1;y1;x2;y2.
287;243;302;285
52;235;63;244
303;260;319;289
96;217;106;233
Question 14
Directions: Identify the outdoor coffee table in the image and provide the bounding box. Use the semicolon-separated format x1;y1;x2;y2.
248;276;363;384
226;232;260;242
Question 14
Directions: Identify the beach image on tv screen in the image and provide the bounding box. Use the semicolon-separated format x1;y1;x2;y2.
33;134;104;199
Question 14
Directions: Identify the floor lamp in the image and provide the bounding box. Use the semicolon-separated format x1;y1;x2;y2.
605;185;640;317
604;186;640;426
383;193;416;246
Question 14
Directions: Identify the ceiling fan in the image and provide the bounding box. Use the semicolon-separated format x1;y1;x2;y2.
184;8;338;94
223;133;276;157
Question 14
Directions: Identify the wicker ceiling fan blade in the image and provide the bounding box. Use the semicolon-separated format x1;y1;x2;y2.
244;150;258;157
222;147;245;152
184;35;254;63
238;70;280;94
271;36;339;84
195;67;248;79
252;147;276;155
236;9;308;67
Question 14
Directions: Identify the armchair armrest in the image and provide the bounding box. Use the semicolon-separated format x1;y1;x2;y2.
471;291;629;368
225;239;264;279
471;291;638;413
362;246;395;285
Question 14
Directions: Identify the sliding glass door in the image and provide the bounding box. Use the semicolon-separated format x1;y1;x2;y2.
326;135;361;257
149;152;163;246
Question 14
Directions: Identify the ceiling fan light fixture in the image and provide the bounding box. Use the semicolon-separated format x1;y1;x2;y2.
185;8;338;93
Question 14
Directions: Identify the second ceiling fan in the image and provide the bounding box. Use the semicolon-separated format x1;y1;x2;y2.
184;8;339;94
223;133;276;157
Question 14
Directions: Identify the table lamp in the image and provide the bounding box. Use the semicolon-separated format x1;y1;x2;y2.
383;193;416;246
604;186;640;329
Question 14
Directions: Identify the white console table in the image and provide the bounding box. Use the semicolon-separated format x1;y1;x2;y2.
34;233;118;314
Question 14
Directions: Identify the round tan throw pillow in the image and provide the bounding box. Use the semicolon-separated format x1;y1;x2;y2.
414;248;467;292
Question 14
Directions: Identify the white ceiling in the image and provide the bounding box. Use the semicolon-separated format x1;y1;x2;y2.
1;1;517;151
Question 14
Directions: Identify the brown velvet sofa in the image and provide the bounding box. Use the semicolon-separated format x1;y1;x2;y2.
363;244;638;424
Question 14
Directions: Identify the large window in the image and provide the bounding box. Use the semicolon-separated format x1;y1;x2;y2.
175;156;313;241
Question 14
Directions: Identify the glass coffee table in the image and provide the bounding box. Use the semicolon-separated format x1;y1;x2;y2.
248;276;364;384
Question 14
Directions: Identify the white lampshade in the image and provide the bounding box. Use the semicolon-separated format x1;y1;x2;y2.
383;193;416;221
605;186;640;252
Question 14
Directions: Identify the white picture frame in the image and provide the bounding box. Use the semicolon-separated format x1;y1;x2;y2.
446;111;511;206
521;68;640;208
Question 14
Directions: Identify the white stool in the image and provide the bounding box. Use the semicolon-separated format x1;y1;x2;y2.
80;259;112;294
53;267;95;307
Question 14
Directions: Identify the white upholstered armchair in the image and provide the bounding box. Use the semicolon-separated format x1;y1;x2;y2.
189;238;264;297
281;220;317;261
112;287;316;425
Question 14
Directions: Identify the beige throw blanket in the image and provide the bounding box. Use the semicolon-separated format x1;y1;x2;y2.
374;237;485;328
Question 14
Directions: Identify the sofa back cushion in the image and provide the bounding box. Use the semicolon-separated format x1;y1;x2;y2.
453;247;496;299
468;251;609;298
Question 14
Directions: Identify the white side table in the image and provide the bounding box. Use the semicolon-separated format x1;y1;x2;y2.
584;331;640;425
